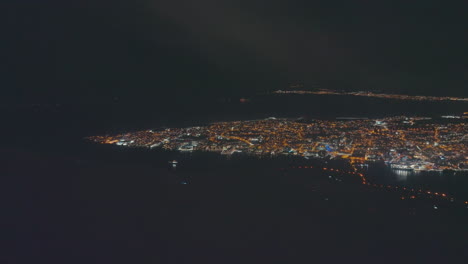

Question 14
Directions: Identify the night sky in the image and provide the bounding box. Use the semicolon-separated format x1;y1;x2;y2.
4;0;468;103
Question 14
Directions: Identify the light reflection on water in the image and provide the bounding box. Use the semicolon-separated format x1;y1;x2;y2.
367;164;468;199
393;169;413;181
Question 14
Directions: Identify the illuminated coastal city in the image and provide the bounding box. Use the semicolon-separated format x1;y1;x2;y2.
274;88;468;102
88;115;468;172
9;2;468;262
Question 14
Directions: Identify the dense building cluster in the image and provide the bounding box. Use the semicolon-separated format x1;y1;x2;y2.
87;116;468;171
274;89;468;102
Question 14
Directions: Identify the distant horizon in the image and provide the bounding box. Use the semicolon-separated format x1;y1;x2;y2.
274;88;468;102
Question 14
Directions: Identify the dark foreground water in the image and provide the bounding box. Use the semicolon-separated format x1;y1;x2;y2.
4;143;468;263
3;94;468;263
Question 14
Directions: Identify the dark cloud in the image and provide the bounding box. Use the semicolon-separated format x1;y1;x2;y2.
4;0;468;103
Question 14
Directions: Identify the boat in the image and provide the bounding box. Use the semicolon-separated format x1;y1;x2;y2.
169;160;178;167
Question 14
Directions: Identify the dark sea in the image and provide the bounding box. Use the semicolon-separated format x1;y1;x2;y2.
4;94;468;263
6;94;468;196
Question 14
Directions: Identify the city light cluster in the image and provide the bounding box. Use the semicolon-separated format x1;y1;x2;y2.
273;89;468;102
87;116;468;172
